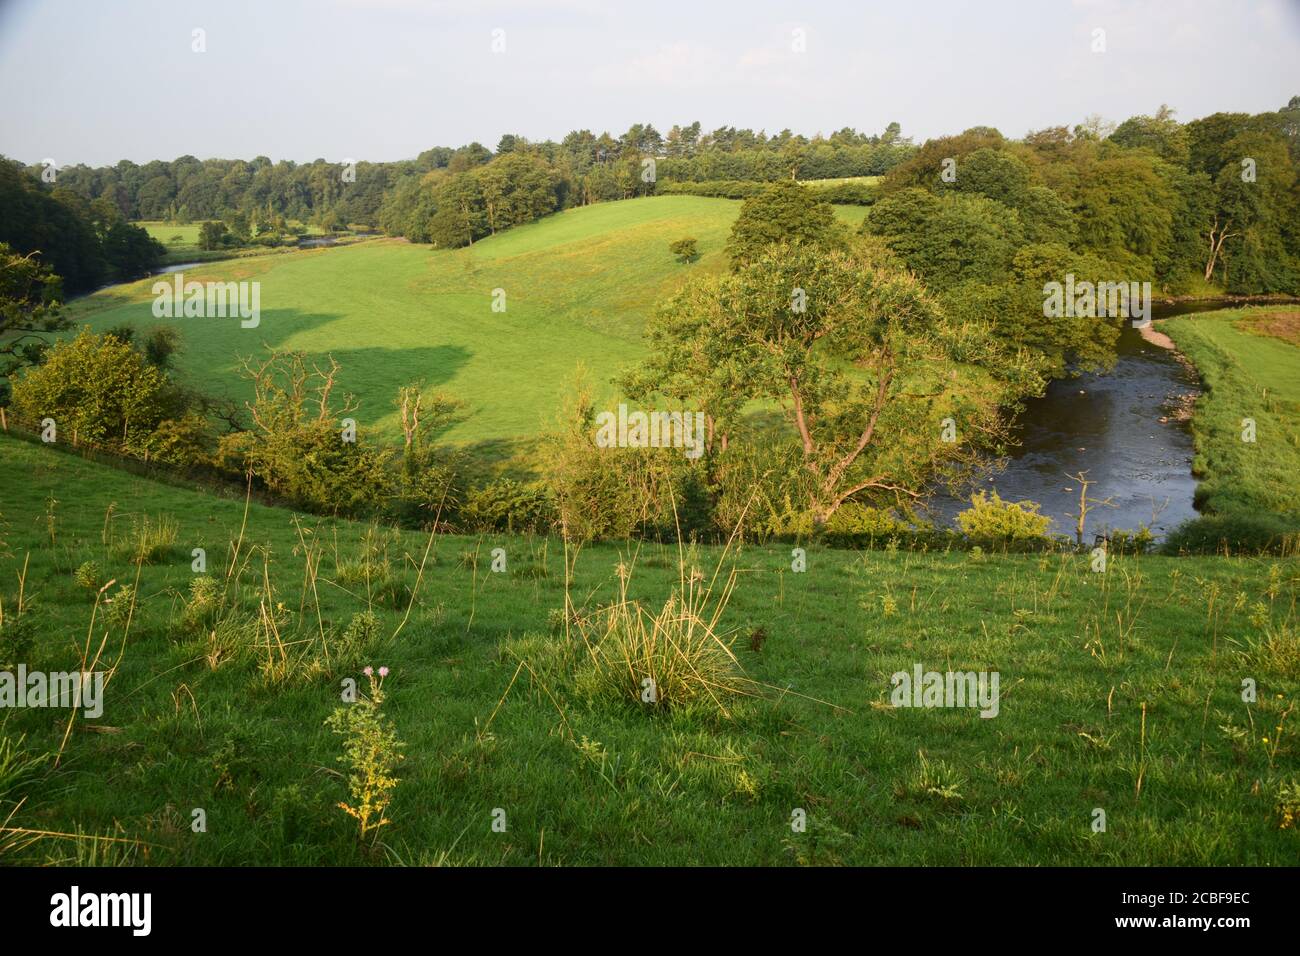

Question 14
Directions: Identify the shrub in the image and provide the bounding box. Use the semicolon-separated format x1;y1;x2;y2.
144;414;213;467
956;491;1052;544
1162;513;1300;556
74;560;102;591
1106;526;1156;555
216;350;395;515
541;381;702;542
334;611;385;668
824;504;919;542
10;330;185;453
806;180;878;205
103;584;136;631
181;575;221;632
460;479;554;534
0;610;36;669
710;437;818;541
658;180;765;200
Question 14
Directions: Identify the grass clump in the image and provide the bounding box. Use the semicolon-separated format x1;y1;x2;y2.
112;513;180;565
0;731;51;802
573;560;750;716
894;751;967;807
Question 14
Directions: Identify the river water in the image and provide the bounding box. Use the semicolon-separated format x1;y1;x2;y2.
926;302;1221;541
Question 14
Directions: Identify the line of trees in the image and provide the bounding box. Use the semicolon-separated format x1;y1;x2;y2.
864;100;1300;297
0;160;165;293
6;122;914;253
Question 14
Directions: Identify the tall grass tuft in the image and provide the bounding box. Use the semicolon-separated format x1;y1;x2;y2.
112;513;180;565
573;558;751;716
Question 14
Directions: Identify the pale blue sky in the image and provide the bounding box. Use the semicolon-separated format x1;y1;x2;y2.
1;0;1297;166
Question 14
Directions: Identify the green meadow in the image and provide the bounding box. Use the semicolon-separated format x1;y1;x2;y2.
138;221;205;258
73;198;867;453
0;431;1296;865
7;199;1300;869
138;220;332;264
1163;307;1300;521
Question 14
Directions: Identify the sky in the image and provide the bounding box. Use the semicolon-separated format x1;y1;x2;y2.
1;0;1298;167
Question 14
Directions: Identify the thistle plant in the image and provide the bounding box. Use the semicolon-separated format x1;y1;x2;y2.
325;666;404;844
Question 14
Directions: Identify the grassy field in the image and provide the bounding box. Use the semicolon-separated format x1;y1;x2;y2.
803;175;883;187
0;430;1296;865
138;221;205;258
75;198;867;454
1163;306;1300;520
137;220;331;264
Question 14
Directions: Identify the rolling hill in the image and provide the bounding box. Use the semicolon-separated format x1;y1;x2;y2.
67;197;869;452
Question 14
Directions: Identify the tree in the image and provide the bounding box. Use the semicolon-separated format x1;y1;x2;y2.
1110;105;1190;165
938;243;1126;379
864;188;1024;292
100;221;165;279
1074;152;1174;266
617;277;749;456
475;153;558;234
668;237;699;264
725;181;842;269
0;159;105;292
217;350;394;513
1204;129;1296;289
626;241;1027;523
0;244;69;405
951;147;1031;206
198;220;229;250
429;174;486;247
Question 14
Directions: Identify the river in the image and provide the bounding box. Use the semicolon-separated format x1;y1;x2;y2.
925;301;1234;541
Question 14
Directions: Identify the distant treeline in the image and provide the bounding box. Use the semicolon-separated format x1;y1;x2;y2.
0;122;914;254
4;102;1299;293
0;159;164;293
865;100;1300;296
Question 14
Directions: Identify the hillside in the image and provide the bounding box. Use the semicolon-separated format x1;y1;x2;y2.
0;430;1295;865
66;197;868;450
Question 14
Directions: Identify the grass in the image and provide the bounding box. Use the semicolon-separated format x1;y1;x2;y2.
72;198;868;460
137;220;332;265
802;175;883;187
138;221;205;258
1;430;1297;865
1162;306;1300;520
